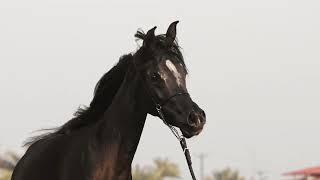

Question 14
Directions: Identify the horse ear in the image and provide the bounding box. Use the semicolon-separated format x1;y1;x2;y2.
166;21;179;45
144;26;157;46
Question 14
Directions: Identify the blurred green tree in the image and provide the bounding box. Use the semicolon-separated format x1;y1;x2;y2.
205;168;245;180
0;151;20;180
0;170;12;180
133;158;180;180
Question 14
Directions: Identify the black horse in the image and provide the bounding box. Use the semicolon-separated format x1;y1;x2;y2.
12;21;206;180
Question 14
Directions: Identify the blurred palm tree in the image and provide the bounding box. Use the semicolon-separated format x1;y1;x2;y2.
0;170;12;180
205;168;245;180
0;151;20;180
133;158;180;180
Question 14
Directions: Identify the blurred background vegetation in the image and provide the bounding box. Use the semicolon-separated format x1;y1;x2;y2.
205;168;245;180
132;158;180;180
0;150;245;180
0;151;19;180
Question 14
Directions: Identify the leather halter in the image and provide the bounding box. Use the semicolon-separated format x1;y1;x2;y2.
133;61;197;180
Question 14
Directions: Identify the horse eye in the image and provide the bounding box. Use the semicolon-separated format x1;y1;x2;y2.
150;73;161;82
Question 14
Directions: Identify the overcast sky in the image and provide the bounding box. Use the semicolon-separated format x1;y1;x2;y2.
1;0;320;179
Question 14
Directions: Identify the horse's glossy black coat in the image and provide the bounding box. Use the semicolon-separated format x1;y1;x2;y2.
12;21;206;180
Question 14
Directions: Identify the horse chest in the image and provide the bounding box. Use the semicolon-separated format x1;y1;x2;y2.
91;165;131;180
91;144;132;180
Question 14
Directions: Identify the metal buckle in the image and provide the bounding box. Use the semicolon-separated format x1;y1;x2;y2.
155;104;162;111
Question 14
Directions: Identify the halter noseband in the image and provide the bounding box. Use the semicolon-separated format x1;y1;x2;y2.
158;92;190;107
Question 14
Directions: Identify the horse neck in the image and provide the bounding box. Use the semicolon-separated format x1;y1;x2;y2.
92;65;148;178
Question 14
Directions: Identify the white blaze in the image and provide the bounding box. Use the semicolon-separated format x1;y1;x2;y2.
165;60;182;86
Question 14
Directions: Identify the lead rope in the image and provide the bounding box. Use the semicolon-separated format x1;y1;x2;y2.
156;104;197;180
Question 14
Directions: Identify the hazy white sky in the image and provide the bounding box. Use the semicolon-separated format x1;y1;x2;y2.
1;0;320;179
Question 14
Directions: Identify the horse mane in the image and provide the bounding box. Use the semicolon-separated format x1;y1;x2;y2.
24;54;133;146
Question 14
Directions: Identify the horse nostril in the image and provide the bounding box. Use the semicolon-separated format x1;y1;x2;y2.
187;111;199;127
